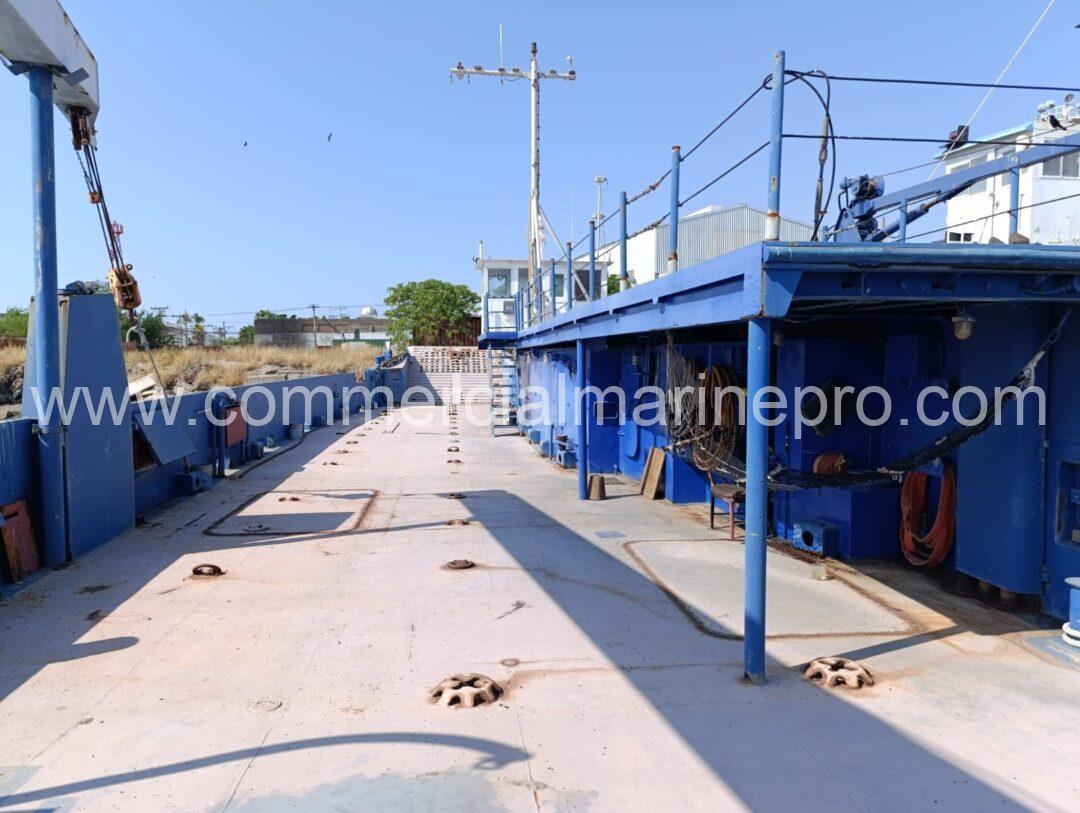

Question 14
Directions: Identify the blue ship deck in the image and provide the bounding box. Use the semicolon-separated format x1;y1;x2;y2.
1;406;1079;810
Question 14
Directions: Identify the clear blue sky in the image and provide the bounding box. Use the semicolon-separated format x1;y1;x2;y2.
1;0;1076;333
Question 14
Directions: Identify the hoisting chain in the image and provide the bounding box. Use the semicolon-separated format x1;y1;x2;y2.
70;108;165;394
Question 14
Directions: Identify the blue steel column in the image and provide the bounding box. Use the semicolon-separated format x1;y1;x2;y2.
565;242;574;309
588;219;597;300
549;259;557;317
744;317;772;683
619;191;629;291
764;51;786;241
515;290;522;332
667;146;680;274
1009;166;1020;236
576;340;588;499
897;199;908;243
29;66;68;567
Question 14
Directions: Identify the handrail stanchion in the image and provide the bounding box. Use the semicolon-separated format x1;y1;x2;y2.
764;50;786;241
565;242;574;309
588;218;597;301
667;145;681;274
1009;165;1021;238
619;190;629;291
549;259;557;318
898;200;908;243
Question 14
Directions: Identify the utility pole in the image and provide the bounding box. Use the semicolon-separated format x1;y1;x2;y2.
451;41;575;288
310;304;319;349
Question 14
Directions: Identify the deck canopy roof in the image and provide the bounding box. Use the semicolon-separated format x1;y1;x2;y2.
508;242;1080;349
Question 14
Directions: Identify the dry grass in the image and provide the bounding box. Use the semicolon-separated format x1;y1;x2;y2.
126;345;378;391
0;344;379;403
0;345;22;372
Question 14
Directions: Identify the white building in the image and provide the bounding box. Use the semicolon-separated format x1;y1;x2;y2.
942;101;1080;244
597;203;813;286
477;204;812;333
475;255;608;332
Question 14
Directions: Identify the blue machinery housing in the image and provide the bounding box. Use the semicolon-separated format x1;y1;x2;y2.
482;52;1080;681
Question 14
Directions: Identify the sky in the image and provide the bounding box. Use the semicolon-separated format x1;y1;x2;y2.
0;0;1077;335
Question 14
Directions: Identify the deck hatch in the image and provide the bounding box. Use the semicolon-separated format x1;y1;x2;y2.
134;415;196;466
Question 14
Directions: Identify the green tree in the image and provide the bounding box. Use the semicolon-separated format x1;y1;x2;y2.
254;309;287;320
0;307;29;338
237;324;255;345
606;274;622;295
384;279;479;348
119;310;170;349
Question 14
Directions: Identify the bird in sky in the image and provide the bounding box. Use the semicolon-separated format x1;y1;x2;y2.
243;141;248;147
1049;114;1068;131
327;132;333;142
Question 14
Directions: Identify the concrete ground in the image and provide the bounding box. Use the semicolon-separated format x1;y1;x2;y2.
1;404;1079;811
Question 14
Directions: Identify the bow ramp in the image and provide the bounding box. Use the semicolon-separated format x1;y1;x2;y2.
403;346;490;405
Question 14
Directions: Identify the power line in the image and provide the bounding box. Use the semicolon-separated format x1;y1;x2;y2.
783;133;1080;149
678;141;769;209
681;78;769;161
785;72;1079;94
928;0;1057;179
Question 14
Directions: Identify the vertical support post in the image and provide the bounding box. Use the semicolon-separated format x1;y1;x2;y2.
667;146;681;274
481;294;489;334
764;50;786;241
897;199;908;243
515;290;522;332
524;282;532;328
619;190;629;291
744;317;772;683
549;259;557;317
1009;165;1021;237
588;218;597;301
565;244;573;309
29;66;67;567
576;340;588;499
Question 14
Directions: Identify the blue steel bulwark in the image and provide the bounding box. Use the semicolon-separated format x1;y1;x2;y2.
765;51;785;241
29;66;67;567
576;340;587;499
668;146;680;274
744;317;772;683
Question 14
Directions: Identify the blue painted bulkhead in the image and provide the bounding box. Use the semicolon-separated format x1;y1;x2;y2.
510;246;1080;620
1;293;370;594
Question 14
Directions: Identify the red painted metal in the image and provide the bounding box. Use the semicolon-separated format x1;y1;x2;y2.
224;405;248;447
1;499;41;582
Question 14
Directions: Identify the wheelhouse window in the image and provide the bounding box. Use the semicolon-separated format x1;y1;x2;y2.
1042;150;1080;178
487;268;511;297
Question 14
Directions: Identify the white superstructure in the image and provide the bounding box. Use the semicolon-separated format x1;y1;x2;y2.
943;100;1080;244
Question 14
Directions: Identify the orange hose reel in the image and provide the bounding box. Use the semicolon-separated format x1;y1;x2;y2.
900;461;957;567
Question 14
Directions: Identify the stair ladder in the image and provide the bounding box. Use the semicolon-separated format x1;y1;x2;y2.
488;346;519;435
